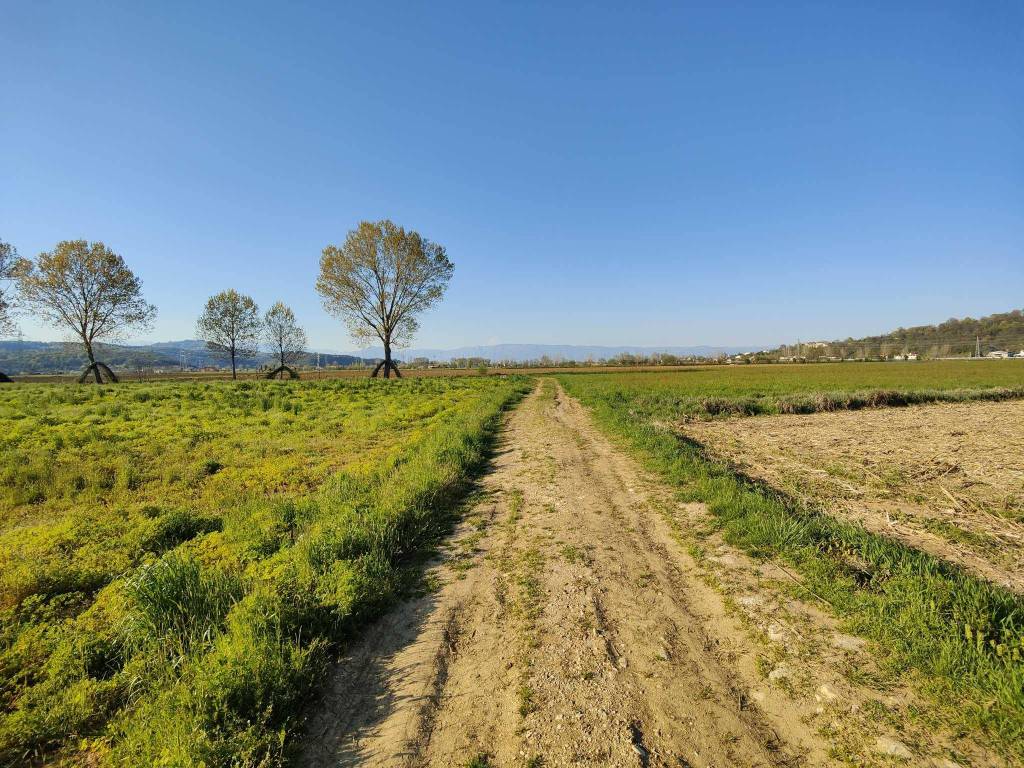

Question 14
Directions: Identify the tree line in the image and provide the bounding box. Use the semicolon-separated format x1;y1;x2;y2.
0;220;452;382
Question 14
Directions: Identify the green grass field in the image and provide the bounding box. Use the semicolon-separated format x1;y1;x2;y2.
565;360;1024;419
0;376;529;766
559;363;1024;760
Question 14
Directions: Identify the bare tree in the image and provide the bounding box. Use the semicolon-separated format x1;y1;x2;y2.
316;219;453;378
196;289;261;379
263;301;307;378
15;240;156;383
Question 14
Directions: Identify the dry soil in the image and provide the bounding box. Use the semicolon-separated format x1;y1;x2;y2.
682;399;1024;592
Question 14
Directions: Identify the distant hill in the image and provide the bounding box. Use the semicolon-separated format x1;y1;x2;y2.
837;309;1024;357
146;339;211;352
774;309;1024;359
0;341;179;374
0;340;373;375
356;343;762;364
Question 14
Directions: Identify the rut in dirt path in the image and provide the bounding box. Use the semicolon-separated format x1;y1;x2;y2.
298;381;1000;768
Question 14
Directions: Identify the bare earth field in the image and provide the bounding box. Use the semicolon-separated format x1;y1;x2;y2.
683;400;1024;592
299;382;1001;767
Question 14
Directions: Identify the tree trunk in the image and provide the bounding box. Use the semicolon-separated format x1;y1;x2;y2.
371;339;401;379
231;344;237;380
85;342;101;383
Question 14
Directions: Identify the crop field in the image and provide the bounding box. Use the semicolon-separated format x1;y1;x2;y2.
565;359;1024;419
559;362;1024;760
0;376;529;766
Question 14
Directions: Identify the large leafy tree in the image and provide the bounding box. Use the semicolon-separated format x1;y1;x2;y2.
15;240;156;382
0;239;17;336
0;239;18;382
263;301;307;377
196;289;261;379
316;219;453;378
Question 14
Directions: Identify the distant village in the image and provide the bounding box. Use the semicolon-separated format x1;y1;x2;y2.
769;339;1024;365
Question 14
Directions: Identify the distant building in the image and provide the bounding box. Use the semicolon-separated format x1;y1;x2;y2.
986;350;1010;359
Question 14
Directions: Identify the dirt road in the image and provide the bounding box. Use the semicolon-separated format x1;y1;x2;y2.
299;381;1001;768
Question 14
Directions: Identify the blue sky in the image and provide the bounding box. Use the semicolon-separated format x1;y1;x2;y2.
2;2;1021;352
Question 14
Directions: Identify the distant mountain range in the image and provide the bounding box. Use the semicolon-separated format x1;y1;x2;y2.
0;340;372;375
356;343;763;363
6;308;1022;375
0;339;762;374
4;309;1021;375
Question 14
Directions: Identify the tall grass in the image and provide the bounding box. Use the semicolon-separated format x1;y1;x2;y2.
559;374;1024;760
123;554;244;658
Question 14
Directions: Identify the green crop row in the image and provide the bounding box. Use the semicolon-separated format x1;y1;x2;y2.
562;360;1024;420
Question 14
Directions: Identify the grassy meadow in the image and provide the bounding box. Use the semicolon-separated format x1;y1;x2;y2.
559;361;1024;759
0;376;529;766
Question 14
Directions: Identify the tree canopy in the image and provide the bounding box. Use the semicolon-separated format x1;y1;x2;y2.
15;240;156;381
316;219;453;378
196;290;261;379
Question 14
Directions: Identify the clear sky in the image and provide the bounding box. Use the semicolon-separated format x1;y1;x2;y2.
2;2;1021;352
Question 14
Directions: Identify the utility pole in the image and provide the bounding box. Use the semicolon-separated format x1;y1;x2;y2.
975;335;981;358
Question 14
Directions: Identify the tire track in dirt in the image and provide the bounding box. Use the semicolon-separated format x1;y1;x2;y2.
298;381;1002;768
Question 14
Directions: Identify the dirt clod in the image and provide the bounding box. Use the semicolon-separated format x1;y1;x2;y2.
874;735;914;759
